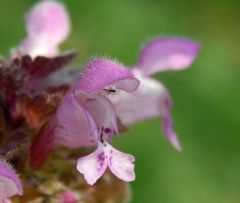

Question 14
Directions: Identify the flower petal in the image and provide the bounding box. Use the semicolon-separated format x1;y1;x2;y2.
0;160;23;197
138;38;200;75
161;113;182;151
1;198;12;203
75;90;118;138
75;59;139;93
109;71;181;150
20;0;70;57
106;143;135;182
110;71;167;124
55;91;98;148
76;144;107;185
19;37;59;58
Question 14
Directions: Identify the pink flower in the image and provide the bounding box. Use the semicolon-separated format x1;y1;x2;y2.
0;160;23;202
60;59;138;185
109;38;200;150
60;191;79;203
30;59;139;185
18;0;70;57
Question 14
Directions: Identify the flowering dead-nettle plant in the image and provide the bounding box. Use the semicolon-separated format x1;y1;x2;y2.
0;0;200;202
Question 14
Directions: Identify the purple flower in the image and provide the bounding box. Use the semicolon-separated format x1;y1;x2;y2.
17;0;70;58
0;160;23;202
30;59;139;185
109;38;200;150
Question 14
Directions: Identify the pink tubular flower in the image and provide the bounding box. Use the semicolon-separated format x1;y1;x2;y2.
109;38;200;150
30;59;139;185
60;59;138;185
18;0;70;57
0;160;23;202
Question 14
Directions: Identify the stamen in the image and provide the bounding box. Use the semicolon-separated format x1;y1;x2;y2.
103;88;116;94
100;127;104;143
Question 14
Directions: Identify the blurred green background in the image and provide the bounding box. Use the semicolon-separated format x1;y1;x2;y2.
0;0;240;202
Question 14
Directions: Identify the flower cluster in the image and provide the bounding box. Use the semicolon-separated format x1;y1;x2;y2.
0;0;200;201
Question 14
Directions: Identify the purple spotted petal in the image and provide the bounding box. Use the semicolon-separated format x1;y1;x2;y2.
109;71;181;150
77;142;135;185
75;59;139;93
137;38;200;76
77;144;107;185
55;91;98;148
20;0;70;57
106;143;135;182
0;160;23;198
